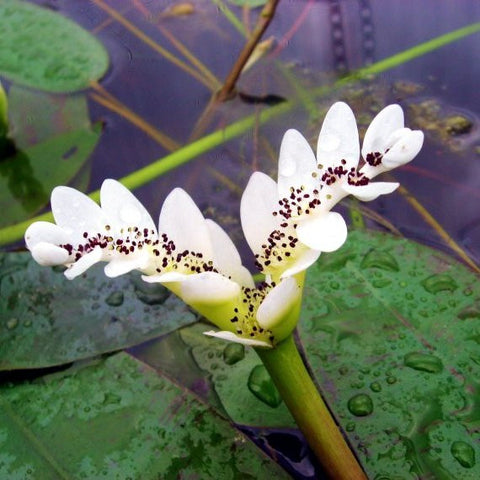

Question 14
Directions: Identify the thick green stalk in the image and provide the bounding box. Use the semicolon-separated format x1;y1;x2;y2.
256;334;367;479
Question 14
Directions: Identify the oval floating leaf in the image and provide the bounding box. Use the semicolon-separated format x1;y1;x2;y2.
0;0;109;92
299;229;480;479
0;252;196;370
0;125;101;229
0;353;290;479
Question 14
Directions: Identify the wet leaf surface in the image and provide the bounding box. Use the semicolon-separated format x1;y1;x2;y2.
0;87;101;228
0;252;196;370
0;0;108;92
299;229;480;479
0;352;290;479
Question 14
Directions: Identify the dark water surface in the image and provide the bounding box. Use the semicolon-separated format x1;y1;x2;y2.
27;0;478;270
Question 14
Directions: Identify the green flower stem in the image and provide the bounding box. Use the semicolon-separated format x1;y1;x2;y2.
256;334;367;479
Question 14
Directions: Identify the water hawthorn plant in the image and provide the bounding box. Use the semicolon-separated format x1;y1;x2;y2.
25;102;423;479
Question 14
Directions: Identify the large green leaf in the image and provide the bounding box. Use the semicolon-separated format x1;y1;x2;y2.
298;230;480;479
0;352;290;479
133;230;480;477
0;0;109;92
7;86;94;149
0;86;101;228
0;126;100;229
134;323;296;427
0;252;196;370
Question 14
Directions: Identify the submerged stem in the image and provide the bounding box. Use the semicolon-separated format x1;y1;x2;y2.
256;334;367;479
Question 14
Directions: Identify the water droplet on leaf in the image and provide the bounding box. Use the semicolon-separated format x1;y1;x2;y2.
247;365;282;408
370;382;382;392
451;441;475;468
6;318;18;329
348;393;373;416
223;343;245;365
404;352;443;373
346;422;356;432
360;249;399;271
132;276;170;305
372;278;392;288
421;274;458;294
386;376;397;385
105;291;124;306
103;392;121;406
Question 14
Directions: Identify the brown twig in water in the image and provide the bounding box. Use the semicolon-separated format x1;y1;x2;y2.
216;0;281;102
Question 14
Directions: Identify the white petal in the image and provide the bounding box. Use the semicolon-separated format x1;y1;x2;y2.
280;248;321;278
205;219;255;289
256;277;301;330
277;129;317;199
104;250;152;278
64;247;105;280
203;330;272;348
362;104;404;158
25;221;70;250
382;130;424;169
240;172;280;256
142;271;188;284
296;211;347;252
317;102;360;170
159;188;213;257
342;182;399;201
51;186;107;243
30;242;69;266
100;179;157;235
180;272;240;305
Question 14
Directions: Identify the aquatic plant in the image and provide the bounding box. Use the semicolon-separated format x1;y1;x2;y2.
24;101;423;477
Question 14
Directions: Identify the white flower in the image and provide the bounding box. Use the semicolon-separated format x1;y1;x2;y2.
25;180;301;348
25;179;158;279
241;102;424;270
142;188;303;348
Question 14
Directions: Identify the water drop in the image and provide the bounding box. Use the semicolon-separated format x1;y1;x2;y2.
386;376;397;385
132;276;170;305
421;274;458;294
320;133;341;152
223;343;245;365
372;278;392;288
346;422;356;432
120;204;141;224
457;305;480;320
103;392;121;406
404;352;443;373
6;318;18;329
360;249;399;271
370;382;382;392
23;319;32;328
329;280;340;290
105;291;124;307
247;365;282;408
347;393;373;416
451;441;475;468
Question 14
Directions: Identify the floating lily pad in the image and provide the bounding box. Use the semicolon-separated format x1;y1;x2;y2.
0;0;109;92
298;229;480;479
0;86;101;228
0;252;196;370
0;125;101;229
0;352;290;479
